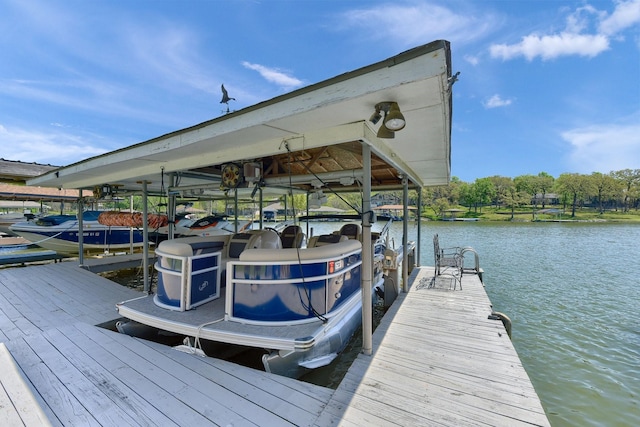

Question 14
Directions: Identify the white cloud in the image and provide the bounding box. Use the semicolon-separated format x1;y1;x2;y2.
598;0;640;35
241;62;303;89
491;33;610;61
484;94;512;108
339;2;499;46
562;119;640;173
464;54;480;66
0;124;107;165
490;0;639;61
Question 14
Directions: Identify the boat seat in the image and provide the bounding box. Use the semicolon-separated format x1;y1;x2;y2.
339;223;361;241
307;234;349;248
280;225;304;248
227;233;254;259
240;239;361;262
227;229;282;259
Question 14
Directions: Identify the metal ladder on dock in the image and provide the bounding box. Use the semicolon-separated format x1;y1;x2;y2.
460;247;483;283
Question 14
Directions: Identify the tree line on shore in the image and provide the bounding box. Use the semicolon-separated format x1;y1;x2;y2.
418;168;640;218
319;168;640;220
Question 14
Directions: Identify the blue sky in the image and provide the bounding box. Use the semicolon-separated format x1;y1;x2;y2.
1;0;638;183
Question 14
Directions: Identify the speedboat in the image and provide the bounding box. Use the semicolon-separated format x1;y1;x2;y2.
115;221;401;378
9;210;146;255
153;214;253;238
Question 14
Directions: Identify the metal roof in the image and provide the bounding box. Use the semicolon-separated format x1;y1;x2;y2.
0;159;59;182
29;40;453;199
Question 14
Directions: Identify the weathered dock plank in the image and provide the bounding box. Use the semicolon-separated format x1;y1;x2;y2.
0;262;140;333
314;267;550;427
0;261;335;426
0;342;53;427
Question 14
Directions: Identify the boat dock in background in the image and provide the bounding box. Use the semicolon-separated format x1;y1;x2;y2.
0;259;549;426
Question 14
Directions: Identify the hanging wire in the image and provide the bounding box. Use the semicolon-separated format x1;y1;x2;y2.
284;141;328;323
282;140;363;214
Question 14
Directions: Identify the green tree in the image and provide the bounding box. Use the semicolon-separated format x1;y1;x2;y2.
458;182;476;211
473;178;496;212
556;173;593;217
514;174;537;218
590;172;619;214
327;192;360;212
502;184;530;220
611;169;640;212
431;197;451;219
487;176;513;208
535;172;555;208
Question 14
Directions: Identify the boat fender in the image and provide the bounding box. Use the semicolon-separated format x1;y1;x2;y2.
488;311;512;339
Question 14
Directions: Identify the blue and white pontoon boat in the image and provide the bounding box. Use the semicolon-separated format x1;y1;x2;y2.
9;210;145;254
116;222;400;378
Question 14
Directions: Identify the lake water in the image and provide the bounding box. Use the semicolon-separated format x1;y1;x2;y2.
375;220;638;427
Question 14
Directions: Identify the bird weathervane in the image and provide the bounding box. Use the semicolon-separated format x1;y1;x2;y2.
220;84;235;113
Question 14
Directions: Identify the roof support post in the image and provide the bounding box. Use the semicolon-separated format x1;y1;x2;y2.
402;175;409;293
129;195;134;253
417;188;422;267
361;143;373;356
234;189;239;233
77;191;84;266
142;181;150;293
259;188;263;229
283;194;288;222
168;172;176;240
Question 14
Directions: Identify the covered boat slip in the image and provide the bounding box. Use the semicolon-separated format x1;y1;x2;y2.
0;261;549;426
27;40;452;195
25;39;455;370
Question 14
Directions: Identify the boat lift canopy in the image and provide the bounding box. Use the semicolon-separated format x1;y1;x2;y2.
28;40;452;198
27;40;454;357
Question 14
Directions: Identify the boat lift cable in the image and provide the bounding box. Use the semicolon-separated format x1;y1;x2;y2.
284;142;328;323
281;140;362;215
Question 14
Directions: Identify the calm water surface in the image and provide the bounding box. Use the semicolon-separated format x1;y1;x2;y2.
386;221;639;427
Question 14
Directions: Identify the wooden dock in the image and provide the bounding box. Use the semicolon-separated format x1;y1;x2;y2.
316;268;550;426
0;258;550;426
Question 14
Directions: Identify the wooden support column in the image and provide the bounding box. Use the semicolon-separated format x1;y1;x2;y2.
402;175;409;293
77;192;84;266
141;181;150;293
361;143;373;356
417;188;422;267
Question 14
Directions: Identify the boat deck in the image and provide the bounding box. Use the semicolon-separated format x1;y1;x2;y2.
117;293;330;350
0;258;549;426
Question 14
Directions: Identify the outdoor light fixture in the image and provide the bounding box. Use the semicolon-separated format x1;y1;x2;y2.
383;102;405;131
369;109;383;125
376;124;395;139
369;101;406;138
